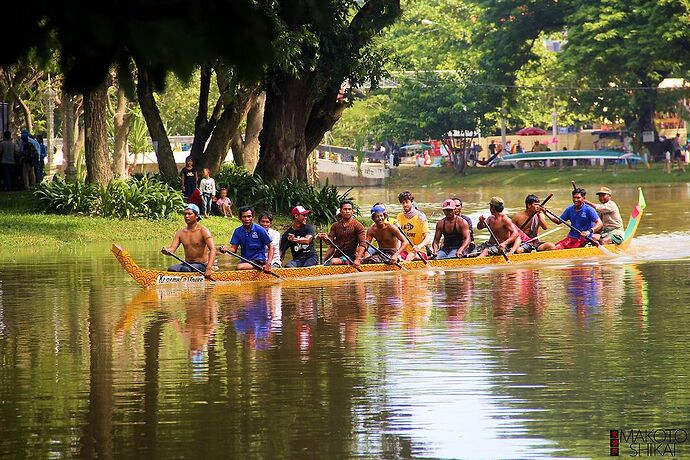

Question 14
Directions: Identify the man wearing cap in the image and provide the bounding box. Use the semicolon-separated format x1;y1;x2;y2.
432;199;471;259
546;188;603;249
220;206;274;272
585;187;624;245
162;203;216;276
476;197;521;257
363;204;407;264
280;205;318;267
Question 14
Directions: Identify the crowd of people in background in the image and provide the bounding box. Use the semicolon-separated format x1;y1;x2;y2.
0;129;47;191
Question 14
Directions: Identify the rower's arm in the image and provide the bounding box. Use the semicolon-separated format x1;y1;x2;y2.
592;219;603;234
538;212;548;230
458;221;471;255
162;231;182;255
203;229;216;275
432;221;443;253
391;227;407;260
501;222;519;248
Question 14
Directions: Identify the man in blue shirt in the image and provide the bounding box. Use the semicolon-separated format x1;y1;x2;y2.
546;188;602;249
220;206;274;272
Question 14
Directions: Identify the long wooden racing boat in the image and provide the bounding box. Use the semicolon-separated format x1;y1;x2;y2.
113;189;646;288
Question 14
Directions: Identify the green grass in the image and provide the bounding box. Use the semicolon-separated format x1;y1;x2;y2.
388;163;690;189
0;191;291;253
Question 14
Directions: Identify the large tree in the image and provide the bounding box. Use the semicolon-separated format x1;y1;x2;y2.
473;0;690;150
255;0;402;182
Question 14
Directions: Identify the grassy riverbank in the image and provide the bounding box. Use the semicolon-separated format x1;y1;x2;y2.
388;163;689;189
0;191;247;252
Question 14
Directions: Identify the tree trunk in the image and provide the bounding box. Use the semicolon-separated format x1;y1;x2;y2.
256;76;315;182
62;92;77;180
191;66;262;175
112;87;131;178
231;92;265;173
136;66;178;185
84;77;114;185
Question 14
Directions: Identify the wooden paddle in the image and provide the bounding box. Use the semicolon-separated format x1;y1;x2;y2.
519;192;553;231
394;223;429;265
219;248;283;279
365;241;407;270
521;226;563;245
482;218;512;264
540;206;613;256
162;249;215;281
323;236;363;272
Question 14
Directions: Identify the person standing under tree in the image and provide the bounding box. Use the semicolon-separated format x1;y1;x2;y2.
199;168;216;218
180;157;198;200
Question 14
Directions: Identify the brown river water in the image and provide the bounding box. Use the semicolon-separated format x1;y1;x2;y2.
1;184;690;458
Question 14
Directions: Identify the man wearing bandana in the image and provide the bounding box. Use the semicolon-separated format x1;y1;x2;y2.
395;190;431;261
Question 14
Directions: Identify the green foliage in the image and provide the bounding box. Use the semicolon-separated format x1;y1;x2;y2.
34;178;97;214
370;72;497;143
154;71;220;135
34;176;184;219
213;164;353;226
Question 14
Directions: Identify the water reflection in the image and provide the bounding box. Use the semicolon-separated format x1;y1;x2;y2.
4;252;690;458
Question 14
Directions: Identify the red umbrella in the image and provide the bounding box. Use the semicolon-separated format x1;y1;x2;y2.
516;127;547;136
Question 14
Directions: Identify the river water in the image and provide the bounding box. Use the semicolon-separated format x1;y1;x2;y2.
1;184;690;458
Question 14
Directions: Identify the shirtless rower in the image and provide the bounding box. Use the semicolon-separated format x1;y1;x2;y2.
161;203;216;276
476;197;521;257
511;194;556;252
432;199;471;258
317;200;367;267
363;204;407;264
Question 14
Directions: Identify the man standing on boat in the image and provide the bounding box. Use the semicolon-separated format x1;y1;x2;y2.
162;203;216;276
317;200;367;267
432;199;472;258
477;197;521;257
281;205;318;267
585;187;624;245
546;188;602;249
511;194;556;252
220;206;274;272
396;191;431;261
363;204;407;264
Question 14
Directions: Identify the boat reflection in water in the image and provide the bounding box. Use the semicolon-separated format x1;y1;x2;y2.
111;262;650;457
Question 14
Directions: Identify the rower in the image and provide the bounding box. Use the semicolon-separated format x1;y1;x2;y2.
363;204;406;264
317;200;367;267
396;190;431;261
432;199;471;258
545;188;603;249
476;197;521;257
219;206;274;272
161;203;216;276
453;197;475;254
280;205;318;267
511;194;556;252
585;187;624;245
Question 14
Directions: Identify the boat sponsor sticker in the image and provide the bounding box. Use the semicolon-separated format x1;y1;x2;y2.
610;428;688;457
156;275;206;284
